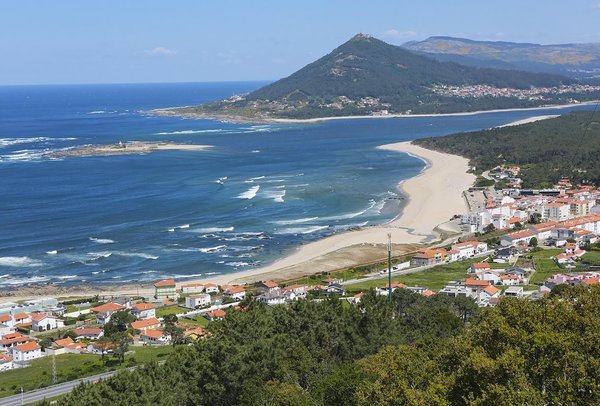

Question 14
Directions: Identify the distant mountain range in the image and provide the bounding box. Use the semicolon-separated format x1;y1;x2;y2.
161;34;600;121
403;36;600;79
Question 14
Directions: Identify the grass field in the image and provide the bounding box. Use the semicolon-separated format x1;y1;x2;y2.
0;346;175;398
345;258;487;293
180;316;209;327
156;305;189;318
580;250;600;266
529;249;563;283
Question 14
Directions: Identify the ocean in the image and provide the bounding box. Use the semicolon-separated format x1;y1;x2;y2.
0;82;592;288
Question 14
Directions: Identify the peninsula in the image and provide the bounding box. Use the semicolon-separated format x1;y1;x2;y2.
50;141;211;158
152;34;600;122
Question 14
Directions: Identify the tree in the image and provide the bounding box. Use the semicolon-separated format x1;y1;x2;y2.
39;337;53;350
103;310;135;336
530;213;542;224
529;237;538;247
483;223;496;234
164;324;186;347
163;314;178;326
111;331;130;364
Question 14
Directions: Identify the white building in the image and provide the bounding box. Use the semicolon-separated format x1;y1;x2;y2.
545;203;571;222
131;303;156;320
223;286;246;301
31;313;65;332
10;341;43;363
185;294;211;309
181;283;205;294
0;354;13;372
203;284;219;294
451;241;488;259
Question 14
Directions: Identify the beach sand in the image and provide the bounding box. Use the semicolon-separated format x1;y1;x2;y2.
0;141;475;303
497;114;559;128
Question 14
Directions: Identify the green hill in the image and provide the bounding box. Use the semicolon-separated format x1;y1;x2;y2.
403;36;600;79
413;110;600;187
165;34;600;120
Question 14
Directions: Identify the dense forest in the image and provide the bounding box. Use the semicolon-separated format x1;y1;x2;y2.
414;110;600;187
55;285;599;405
174;35;600;119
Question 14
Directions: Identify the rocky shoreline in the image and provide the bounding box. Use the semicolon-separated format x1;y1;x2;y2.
51;141;210;158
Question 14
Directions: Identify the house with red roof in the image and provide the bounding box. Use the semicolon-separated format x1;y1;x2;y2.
10;341;42;363
90;302;127;325
140;329;169;344
181;283;205;294
203;283;219;294
223;286;246;301
0;353;13;371
131;317;161;333
73;328;104;340
469;262;491;273
131;302;156;320
0;332;31;349
205;309;226;321
410;249;448;266
154;279;177;301
257;281;279;294
31;313;64;332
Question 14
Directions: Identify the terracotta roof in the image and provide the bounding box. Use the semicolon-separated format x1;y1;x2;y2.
413;249;447;259
483;285;500;296
132;302;155;311
0;354;13;363
2;332;23;340
154;279;176;287
203;283;217;288
582;277;600;285
1;335;30;345
385;283;407;289
261;281;279;288
90;302;126;314
184;327;207;337
15;341;41;352
472;262;490;269
14;313;29;320
225;286;245;294
501;274;520;280
30;313;58;322
181;283;204;288
54;337;74;347
454;241;481;248
465;278;490;287
421;289;435;296
207;309;226;318
0;315;11;323
141;329;164;339
131;317;160;330
73;328;103;336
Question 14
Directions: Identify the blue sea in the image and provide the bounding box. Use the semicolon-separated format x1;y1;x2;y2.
0;82;592;288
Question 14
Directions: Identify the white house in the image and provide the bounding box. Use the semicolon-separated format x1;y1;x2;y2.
504;286;524;297
0;354;13;372
185;294;211;309
181;283;205;294
0;315;15;328
500;274;522;286
73;328;104;340
203;283;219;294
140;329;170;344
31;313;65;332
223;286;246;301
90;302;127;325
451;241;488;259
10;341;42;363
477;271;502;285
131;303;156;320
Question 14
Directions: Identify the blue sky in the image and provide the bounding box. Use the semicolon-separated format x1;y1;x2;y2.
2;0;600;85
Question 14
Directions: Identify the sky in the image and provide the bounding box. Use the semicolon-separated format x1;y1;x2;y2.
2;0;600;85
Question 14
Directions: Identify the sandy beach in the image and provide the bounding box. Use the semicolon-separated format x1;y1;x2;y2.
152;100;597;124
497;114;559;128
0;141;475;303
50;141;211;158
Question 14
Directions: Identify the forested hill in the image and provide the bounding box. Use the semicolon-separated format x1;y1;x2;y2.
164;34;600;120
56;286;599;405
413;110;600;187
248;34;570;100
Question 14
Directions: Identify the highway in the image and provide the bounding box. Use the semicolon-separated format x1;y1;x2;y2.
0;361;165;406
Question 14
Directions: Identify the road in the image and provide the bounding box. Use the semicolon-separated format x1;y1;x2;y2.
0;361;165;406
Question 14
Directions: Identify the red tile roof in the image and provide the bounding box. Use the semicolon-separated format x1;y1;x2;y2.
90;303;126;314
15;341;41;352
154;279;176;287
54;337;74;347
141;329;164;339
131;318;160;330
465;278;490;287
132;302;155;311
73;328;103;336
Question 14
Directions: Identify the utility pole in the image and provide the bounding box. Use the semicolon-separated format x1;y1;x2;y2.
52;353;57;384
387;233;392;303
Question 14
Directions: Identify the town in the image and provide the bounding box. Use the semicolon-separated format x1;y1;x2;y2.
430;83;600;101
1;174;599;400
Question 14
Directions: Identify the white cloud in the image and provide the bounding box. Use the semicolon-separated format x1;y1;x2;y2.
146;47;178;56
381;29;418;41
593;2;600;8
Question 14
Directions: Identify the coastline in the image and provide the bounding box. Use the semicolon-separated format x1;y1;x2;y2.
151;100;598;124
0;141;475;303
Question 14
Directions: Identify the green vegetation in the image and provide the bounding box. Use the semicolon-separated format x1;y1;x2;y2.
414;111;600;187
527;248;564;283
172;35;596;120
346;258;485;293
59;286;600;405
581;249;600;266
0;347;174;398
156;305;188;318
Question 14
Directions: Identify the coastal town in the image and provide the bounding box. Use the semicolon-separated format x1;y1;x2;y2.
2;179;599;376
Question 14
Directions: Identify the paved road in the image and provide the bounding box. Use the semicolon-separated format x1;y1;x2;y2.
0;361;165;406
